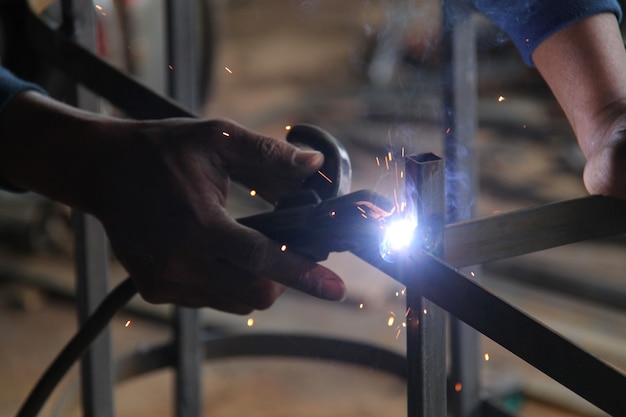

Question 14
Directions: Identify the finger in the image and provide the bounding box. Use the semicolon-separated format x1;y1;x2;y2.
213;219;346;301
207;120;324;200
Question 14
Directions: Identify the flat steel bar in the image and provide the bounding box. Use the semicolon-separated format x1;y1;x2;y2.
444;195;626;267
25;5;192;120
441;1;480;414
404;154;446;417
352;247;626;417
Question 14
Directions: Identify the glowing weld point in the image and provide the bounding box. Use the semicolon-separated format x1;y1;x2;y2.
280;244;287;252
225;66;233;74
125;320;131;327
380;218;417;262
247;318;254;327
318;170;333;183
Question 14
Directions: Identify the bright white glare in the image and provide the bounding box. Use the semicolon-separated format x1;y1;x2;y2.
380;217;417;262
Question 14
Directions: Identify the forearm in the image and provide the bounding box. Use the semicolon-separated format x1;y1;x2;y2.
0;90;130;212
532;13;626;157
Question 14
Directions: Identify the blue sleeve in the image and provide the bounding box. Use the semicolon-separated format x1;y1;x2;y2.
0;66;47;192
473;0;623;66
0;66;47;113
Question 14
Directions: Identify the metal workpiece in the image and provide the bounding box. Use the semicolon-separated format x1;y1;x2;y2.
403;153;447;417
443;195;626;268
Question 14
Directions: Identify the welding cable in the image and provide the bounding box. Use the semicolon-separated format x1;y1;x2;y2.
16;277;137;417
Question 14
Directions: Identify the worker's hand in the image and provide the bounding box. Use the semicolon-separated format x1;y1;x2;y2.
581;104;626;201
93;118;346;312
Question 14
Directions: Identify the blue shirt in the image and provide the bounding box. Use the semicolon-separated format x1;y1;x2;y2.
473;0;623;66
0;66;46;113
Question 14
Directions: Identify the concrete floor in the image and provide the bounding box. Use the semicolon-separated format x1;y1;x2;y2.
3;1;626;416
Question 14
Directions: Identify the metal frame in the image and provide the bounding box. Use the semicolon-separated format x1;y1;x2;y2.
21;0;626;416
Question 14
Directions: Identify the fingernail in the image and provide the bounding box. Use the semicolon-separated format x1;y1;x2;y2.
293;150;324;168
318;274;347;302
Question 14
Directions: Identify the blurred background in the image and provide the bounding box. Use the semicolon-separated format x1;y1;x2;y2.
2;0;626;416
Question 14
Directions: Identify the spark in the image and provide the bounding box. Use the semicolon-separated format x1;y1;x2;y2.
249;189;257;196
405;307;411;317
493;209;502;215
470;271;475;277
95;4;103;10
318;170;333;183
285;125;292;131
395;291;399;297
387;316;395;327
225;66;233;74
522;124;527;129
168;64;174;70
357;206;366;214
498;95;506;102
247;318;254;327
384;156;389;170
330;211;336;217
423;309;428;315
125;320;131;327
280;244;287;252
222;131;230;137
484;353;490;361
401;288;406;295
395;328;402;339
445;127;451;134
375;156;380;167
359;303;364;309
401;147;405;157
387;151;393;162
400;170;404;179
525;38;530;43
454;382;463;392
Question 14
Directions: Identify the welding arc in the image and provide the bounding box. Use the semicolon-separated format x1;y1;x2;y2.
16;278;137;417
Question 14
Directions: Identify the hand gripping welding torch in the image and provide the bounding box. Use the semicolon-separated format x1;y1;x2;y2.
16;124;397;417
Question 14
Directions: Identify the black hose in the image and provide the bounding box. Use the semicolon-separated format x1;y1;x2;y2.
16;277;137;417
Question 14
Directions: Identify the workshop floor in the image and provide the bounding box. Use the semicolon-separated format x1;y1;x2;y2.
2;1;626;416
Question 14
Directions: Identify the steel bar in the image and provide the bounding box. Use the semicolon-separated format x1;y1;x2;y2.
165;0;203;414
66;0;116;414
404;154;446;417
353;247;626;417
73;213;114;417
25;5;192;120
441;1;481;414
444;195;626;267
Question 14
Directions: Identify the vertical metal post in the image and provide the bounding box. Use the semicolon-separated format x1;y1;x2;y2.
165;0;202;415
62;0;116;414
442;1;480;416
74;213;114;417
404;153;447;417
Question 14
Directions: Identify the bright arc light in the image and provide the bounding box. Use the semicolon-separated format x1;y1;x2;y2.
380;217;417;262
